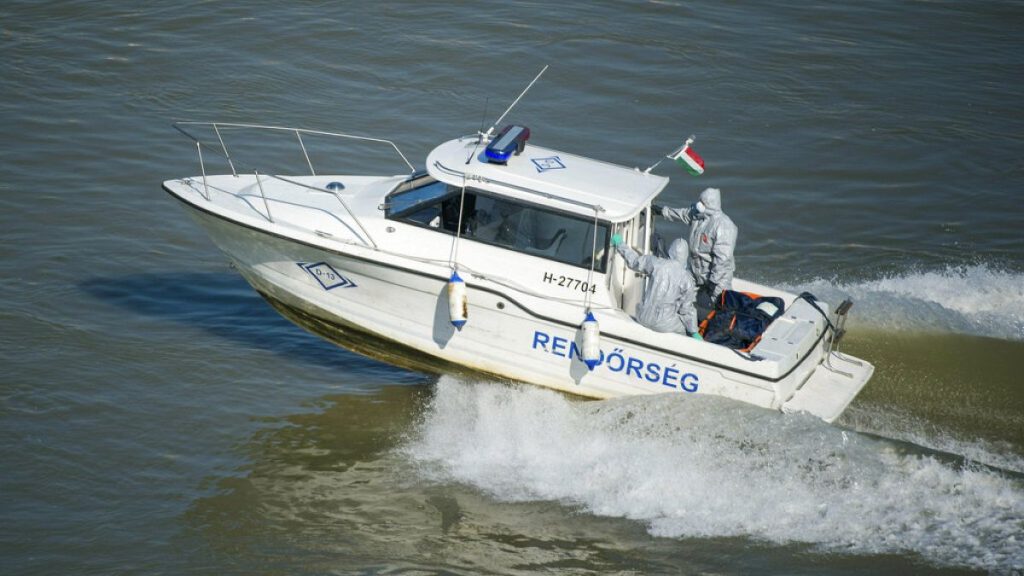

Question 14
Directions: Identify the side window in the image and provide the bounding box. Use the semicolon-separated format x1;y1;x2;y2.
464;194;610;272
465;196;533;247
386;180;609;272
403;203;443;228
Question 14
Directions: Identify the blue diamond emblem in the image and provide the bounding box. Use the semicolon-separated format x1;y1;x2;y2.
531;156;565;173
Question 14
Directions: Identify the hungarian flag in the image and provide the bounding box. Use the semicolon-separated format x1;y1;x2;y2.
670;138;704;176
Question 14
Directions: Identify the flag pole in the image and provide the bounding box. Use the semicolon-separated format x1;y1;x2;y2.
644;135;696;174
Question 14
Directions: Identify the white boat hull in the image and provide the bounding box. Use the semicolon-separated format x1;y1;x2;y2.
162;122;872;423
178;200;872;421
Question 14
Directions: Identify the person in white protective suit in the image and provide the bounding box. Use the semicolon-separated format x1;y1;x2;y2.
654;187;738;311
613;235;702;339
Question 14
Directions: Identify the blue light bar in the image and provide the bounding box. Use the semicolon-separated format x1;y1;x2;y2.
485;125;530;164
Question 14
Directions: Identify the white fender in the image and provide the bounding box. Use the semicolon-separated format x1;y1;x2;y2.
447;271;468;330
581;311;601;371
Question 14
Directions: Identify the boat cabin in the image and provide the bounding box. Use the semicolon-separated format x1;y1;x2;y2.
383;133;670;315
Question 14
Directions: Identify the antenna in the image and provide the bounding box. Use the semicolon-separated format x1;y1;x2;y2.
466;97;490;164
478;96;490;135
484;65;549;138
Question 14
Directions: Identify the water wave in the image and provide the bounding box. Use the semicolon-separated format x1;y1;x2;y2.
403;378;1024;572
840;403;1024;476
782;264;1024;341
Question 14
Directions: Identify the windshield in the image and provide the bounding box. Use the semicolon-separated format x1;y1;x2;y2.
386;176;449;215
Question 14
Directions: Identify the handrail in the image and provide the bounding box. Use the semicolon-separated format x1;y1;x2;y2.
172;121;415;250
173;121;416;173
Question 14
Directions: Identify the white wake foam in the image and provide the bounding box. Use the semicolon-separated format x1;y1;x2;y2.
403;378;1024;571
780;264;1024;341
840;403;1024;477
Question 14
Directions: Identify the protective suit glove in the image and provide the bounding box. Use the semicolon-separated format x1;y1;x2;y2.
611;233;623;247
691;333;704;341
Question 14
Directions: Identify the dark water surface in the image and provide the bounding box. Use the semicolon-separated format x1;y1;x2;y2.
2;1;1022;574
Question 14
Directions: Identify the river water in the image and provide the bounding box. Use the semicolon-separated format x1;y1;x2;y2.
2;1;1022;574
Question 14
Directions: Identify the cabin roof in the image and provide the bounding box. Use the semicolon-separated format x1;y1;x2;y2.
425;136;670;221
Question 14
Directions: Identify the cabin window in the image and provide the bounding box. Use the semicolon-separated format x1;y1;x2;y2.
386;178;609;272
386;177;448;215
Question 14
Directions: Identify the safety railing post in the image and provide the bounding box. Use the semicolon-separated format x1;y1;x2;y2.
214;123;237;177
296;130;315;176
254;170;273;223
197;142;210;201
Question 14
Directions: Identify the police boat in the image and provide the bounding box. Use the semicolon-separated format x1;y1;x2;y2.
163;114;873;423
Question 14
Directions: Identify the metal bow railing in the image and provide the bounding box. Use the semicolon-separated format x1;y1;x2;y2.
172;121;417;249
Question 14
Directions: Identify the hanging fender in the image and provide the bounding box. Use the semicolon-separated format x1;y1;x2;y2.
447;271;468;330
581;311;601;371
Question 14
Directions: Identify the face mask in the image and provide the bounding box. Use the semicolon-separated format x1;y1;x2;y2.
694;201;706;214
